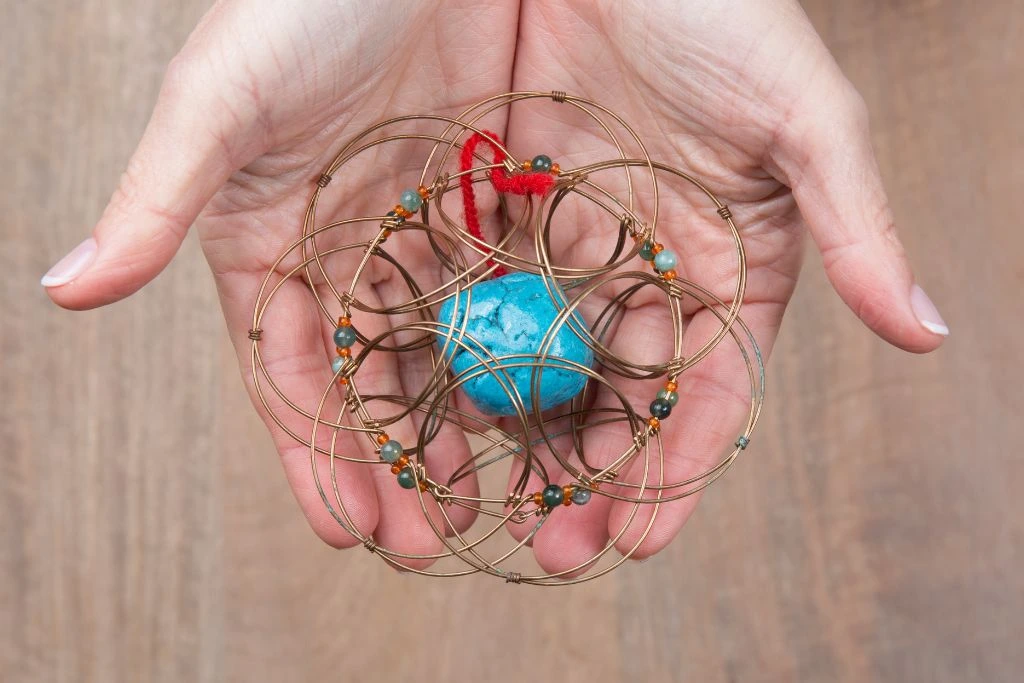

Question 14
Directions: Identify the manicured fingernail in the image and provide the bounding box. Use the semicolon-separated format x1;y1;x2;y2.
41;238;97;287
910;284;949;336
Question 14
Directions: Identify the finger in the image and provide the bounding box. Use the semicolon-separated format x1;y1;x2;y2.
336;282;449;571
528;295;678;576
42;54;255;310
772;75;948;352
607;301;784;558
216;268;380;549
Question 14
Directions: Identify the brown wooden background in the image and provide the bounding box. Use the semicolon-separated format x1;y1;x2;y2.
3;1;1022;681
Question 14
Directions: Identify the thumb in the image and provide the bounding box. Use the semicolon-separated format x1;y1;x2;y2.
42;58;240;310
774;77;948;353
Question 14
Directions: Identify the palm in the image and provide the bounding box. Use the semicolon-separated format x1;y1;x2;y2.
47;0;945;575
185;0;521;558
496;1;818;569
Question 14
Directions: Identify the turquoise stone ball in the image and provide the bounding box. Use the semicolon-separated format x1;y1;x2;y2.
436;272;593;416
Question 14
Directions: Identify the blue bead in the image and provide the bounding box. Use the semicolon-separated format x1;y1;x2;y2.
542;484;564;507
385;210;405;225
396;468;417;489
435;273;593;416
380;440;403;463
331;356;345;374
571;488;592;505
653;249;677;272
638;240;655;261
399;189;423;212
657;389;679;406
531;154;552;173
333;326;357;348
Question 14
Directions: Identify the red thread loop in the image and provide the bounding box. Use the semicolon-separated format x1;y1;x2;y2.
459;130;555;277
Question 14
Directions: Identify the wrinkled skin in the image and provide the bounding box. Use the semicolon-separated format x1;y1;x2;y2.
45;0;945;574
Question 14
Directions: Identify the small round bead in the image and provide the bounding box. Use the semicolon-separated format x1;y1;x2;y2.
550;162;560;175
657;389;679;406
531;154;553;173
396;455;410;468
418;480;428;492
652;243;664;255
393;205;412;219
337;347;351;358
638;240;656;261
571;488;592;505
338;316;351;327
376;433;390;446
331;356;345;374
647;417;661;430
521;160;532;171
380;439;404;463
666;380;678;392
399;189;423;212
541;484;564;507
416;186;429;199
390;464;402;475
397;468;417;489
562;485;574;506
650;397;673;419
654;249;678;272
333;326;357;348
532;492;544;505
663;269;677;281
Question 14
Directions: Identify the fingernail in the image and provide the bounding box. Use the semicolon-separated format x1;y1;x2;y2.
41;238;97;287
910;284;949;336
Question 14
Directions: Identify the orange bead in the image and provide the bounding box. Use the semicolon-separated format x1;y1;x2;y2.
562;485;573;505
338;347;351;358
522;160;532;171
377;433;390;445
417;186;429;199
396;455;410;468
338;316;351;327
337;377;348;386
532;492;544;505
418;481;428;492
666;380;678;392
381;229;392;239
390;464;402;475
394;205;411;218
652;243;664;255
663;269;677;281
648;417;661;430
550;162;560;175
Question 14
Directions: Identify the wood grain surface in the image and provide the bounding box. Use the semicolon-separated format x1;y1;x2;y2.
2;1;1021;681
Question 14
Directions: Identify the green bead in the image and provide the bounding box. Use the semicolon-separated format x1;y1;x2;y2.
333;326;357;348
399;189;423;212
396;467;417;489
638;240;656;261
650;397;672;419
571;488;592;505
331;356;345;374
541;483;564;507
531;154;552;173
380;440;403;463
657;389;679;406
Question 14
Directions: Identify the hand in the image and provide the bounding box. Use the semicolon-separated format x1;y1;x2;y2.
43;0;947;573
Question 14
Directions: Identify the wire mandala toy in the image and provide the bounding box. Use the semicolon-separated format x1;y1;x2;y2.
249;91;765;585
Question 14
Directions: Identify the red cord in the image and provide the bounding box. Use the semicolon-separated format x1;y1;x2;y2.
459;130;555;278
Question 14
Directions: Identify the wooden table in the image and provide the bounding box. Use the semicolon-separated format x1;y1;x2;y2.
2;1;1020;680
